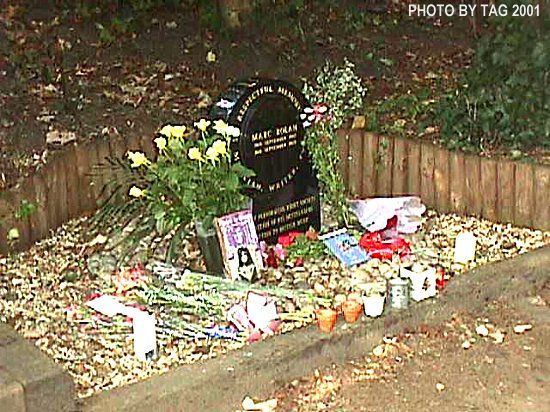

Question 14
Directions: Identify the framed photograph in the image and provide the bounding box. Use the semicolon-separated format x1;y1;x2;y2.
215;210;264;281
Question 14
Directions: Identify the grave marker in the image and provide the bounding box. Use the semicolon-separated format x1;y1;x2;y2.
211;79;321;243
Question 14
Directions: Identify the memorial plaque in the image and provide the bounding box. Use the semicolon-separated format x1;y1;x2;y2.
211;79;321;243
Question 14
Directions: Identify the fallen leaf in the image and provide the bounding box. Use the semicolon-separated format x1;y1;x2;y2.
513;324;532;334
206;50;217;63
489;330;505;344
475;324;489;337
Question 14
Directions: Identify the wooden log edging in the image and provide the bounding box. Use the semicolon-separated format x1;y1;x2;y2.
338;130;550;231
0;134;146;254
0;130;548;254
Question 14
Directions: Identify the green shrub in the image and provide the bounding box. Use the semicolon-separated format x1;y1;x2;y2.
302;59;367;225
437;0;549;152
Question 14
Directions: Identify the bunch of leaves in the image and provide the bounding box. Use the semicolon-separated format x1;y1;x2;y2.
285;234;327;261
366;89;436;137
437;0;549;153
93;121;254;262
302;59;367;225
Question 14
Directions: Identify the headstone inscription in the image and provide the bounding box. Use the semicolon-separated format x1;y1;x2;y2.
211;79;321;243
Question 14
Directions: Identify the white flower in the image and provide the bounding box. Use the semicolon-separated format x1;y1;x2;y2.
188;147;203;161
170;125;187;138
159;124;187;139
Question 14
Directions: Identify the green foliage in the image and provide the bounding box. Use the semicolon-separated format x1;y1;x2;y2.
366;89;435;137
197;0;225;33
95;121;254;261
15;200;35;220
302;59;367;226
437;0;549;152
285;234;327;261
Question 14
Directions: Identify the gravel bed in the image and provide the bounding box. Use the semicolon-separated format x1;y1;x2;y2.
0;210;548;398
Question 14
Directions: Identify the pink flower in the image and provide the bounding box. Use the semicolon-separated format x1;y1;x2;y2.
274;244;287;260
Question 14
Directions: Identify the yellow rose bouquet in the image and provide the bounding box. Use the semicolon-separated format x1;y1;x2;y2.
96;119;254;262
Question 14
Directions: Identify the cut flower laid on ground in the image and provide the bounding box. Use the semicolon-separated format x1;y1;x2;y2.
0;206;547;397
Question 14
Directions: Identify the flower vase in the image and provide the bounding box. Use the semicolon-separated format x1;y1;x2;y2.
195;220;224;276
362;294;385;317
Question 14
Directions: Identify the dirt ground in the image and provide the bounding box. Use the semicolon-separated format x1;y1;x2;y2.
269;263;550;411
1;1;475;190
271;304;549;411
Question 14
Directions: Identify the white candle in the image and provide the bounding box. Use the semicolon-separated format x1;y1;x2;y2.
133;312;157;361
454;232;477;263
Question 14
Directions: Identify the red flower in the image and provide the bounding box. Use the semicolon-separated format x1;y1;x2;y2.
277;231;302;248
266;248;278;269
436;267;446;290
293;257;304;267
359;231;411;261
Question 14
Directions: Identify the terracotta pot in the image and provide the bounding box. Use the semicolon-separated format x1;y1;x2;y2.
316;308;338;333
342;300;363;323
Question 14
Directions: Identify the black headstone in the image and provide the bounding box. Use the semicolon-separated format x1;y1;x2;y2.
211;79;321;243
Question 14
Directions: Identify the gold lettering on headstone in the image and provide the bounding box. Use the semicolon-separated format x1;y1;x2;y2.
255;195;317;240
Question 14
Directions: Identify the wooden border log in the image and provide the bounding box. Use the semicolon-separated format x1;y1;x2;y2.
420;143;436;208
434;147;450;213
406;140;422;196
533;165;549;230
347;129;363;198
480;158;498;221
514;162;535;227
362;132;379;198
375;135;394;196
391;137;408;196
449;150;466;214
496;159;515;225
464;154;482;217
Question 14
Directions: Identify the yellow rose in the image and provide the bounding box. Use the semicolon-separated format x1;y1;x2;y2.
127;151;150;168
226;125;241;137
159;125;173;138
212;139;227;156
188;147;203;161
170;125;187;138
213;119;229;135
205;146;219;161
194;119;211;132
129;186;146;198
7;228;19;241
154;137;167;151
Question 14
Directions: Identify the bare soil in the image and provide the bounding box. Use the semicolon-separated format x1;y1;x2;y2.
1;1;475;190
271;256;550;411
273;302;549;411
